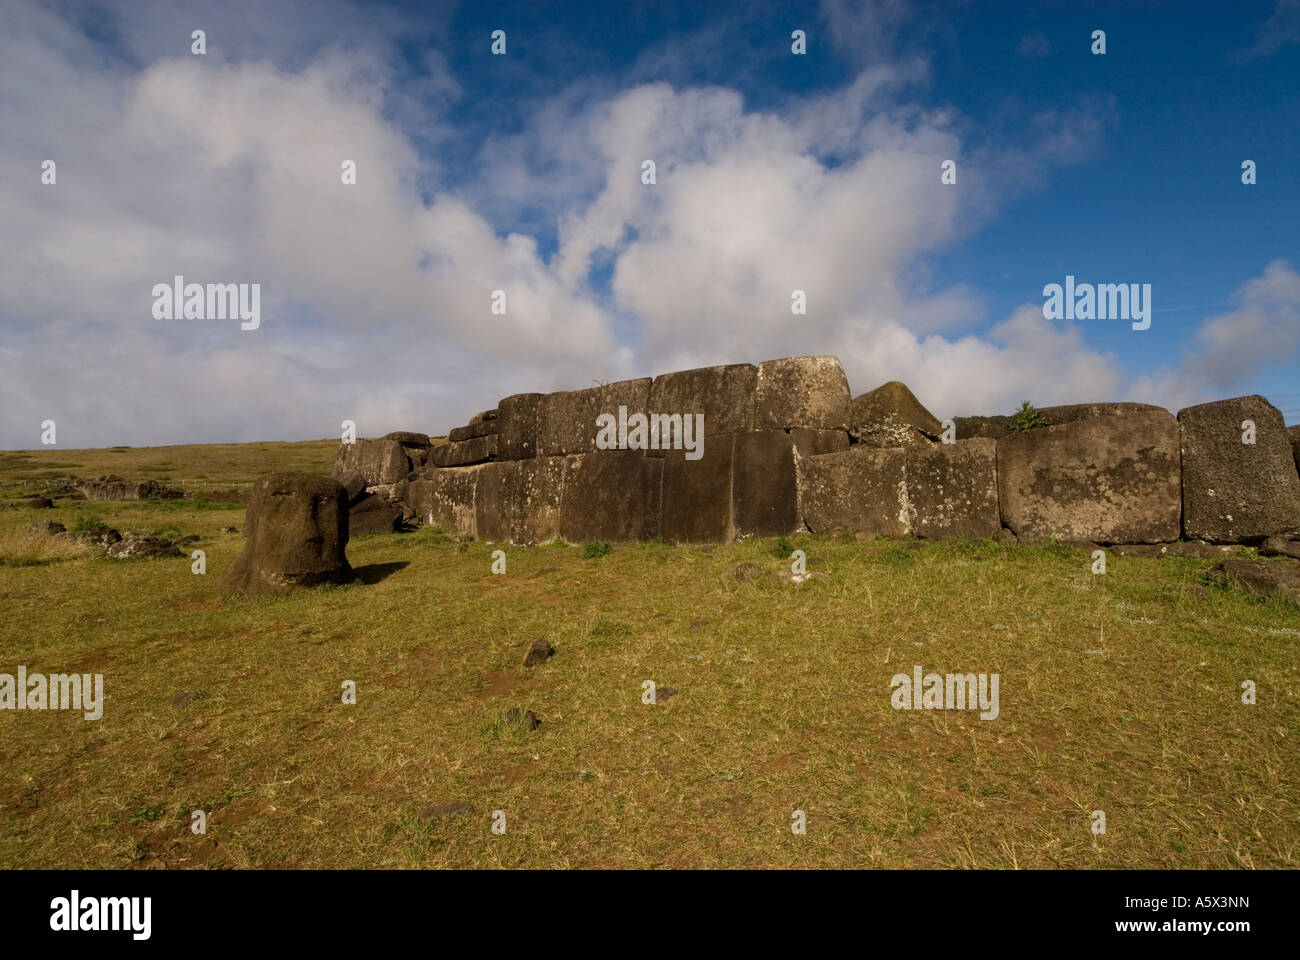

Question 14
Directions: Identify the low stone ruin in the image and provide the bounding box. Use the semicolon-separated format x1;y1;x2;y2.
324;355;1300;549
78;476;183;501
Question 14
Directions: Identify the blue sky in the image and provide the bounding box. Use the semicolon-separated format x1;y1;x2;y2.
1;0;1298;448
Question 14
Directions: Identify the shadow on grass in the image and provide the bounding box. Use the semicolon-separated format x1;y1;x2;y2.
353;561;410;585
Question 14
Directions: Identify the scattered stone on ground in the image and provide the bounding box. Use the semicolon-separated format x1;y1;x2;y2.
656;686;678;701
1205;557;1300;606
522;637;553;667
28;520;66;535
28;496;53;509
105;535;184;559
730;561;763;582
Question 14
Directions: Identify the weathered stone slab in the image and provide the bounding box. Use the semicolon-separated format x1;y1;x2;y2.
415;465;485;537
754;356;851;431
647;364;756;447
537;378;652;457
796;446;909;537
661;435;736;544
1037;402;1166;427
509;456;568;544
333;438;410;487
1289;425;1300;475
1179;396;1300;543
222;473;352;595
903;438;1000;539
849;381;942;447
997;411;1181;544
467;458;568;544
430;434;498;468
470;409;498;424
795;437;995;539
497;392;544;460
349;494;403;536
473;461;514;542
734;429;848;538
559;451;662;543
448;419;499;442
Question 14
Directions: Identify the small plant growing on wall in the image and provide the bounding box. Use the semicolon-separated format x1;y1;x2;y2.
1009;400;1050;432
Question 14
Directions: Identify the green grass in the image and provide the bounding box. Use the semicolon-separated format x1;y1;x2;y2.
0;441;1296;869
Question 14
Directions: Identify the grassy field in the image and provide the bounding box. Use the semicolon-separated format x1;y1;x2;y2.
0;442;1297;869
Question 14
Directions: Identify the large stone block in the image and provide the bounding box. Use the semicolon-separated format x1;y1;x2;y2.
1037;402;1167;427
1291;425;1300;475
754;356;852;431
997;411;1181;544
448;419;499;442
497;392;544;460
430;434;498;467
661;435;736;544
416;465;485;537
349;494;403;536
734;429;848;538
796;438;996;539
509;456;568;544
469;458;568;544
333;438;410;487
222;473;352;595
473;461;514;542
538;378;652;457
647;364;756;447
903;438;1000;539
849;381;942;447
796;446;909;537
559;451;662;543
383;431;431;449
1179;396;1300;542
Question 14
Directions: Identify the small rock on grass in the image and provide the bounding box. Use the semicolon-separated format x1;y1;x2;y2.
522;637;553;667
417;802;473;823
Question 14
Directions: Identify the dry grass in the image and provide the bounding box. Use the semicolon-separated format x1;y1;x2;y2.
0;527;90;567
0;442;1297;869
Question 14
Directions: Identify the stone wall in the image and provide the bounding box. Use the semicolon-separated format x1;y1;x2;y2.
331;357;1300;547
